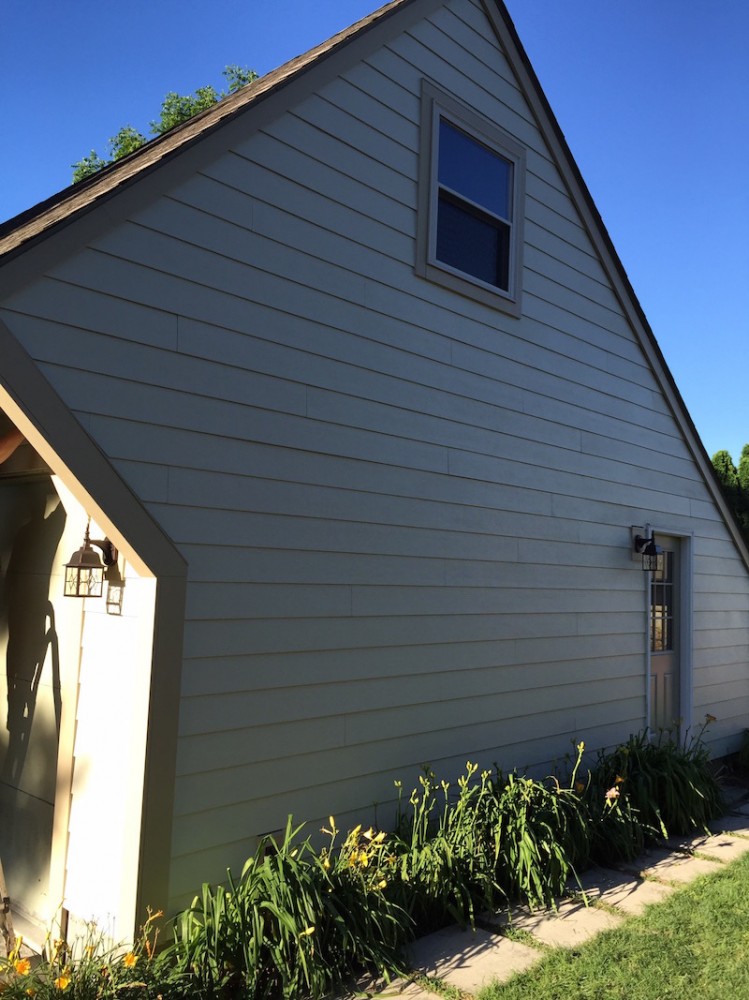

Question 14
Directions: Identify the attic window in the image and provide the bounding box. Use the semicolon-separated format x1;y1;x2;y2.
417;81;525;317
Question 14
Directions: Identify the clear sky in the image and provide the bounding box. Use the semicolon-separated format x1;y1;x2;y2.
3;0;748;464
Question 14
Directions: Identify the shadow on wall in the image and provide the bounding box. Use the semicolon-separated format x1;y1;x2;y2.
0;479;66;789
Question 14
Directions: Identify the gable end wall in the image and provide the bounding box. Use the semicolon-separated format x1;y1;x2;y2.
1;0;747;911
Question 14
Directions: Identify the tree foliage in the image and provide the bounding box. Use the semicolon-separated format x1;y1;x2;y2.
712;449;739;492
712;447;749;541
72;66;258;184
738;443;749;494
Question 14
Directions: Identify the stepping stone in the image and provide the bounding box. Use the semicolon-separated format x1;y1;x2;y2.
335;975;434;1000
368;983;432;1000
709;814;749;836
334;975;432;1000
568;865;673;915
495;899;622;948
569;864;643;896
662;832;712;853
620;848;722;884
597;876;673;915
408;925;539;993
694;833;749;863
719;785;749;809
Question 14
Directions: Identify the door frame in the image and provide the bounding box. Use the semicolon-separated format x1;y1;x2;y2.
643;526;694;740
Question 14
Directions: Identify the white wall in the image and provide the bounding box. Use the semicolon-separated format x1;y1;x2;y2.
50;483;156;940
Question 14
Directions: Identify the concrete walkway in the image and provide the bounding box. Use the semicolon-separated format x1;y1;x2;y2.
354;796;749;1000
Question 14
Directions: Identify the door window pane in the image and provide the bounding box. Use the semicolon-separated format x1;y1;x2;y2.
650;551;674;653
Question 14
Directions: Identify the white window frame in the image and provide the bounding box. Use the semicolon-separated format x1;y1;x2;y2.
416;80;525;317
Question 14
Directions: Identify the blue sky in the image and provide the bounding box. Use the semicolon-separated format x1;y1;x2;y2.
3;0;748;463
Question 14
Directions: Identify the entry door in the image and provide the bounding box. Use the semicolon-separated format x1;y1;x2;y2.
649;534;679;731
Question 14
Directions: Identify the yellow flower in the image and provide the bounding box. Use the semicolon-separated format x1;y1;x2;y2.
54;975;70;991
300;926;315;937
614;775;625;785
14;959;31;976
605;787;620;801
322;857;331;870
577;741;585;753
373;831;386;843
350;824;362;839
363;827;374;840
359;852;369;868
377;879;387;889
123;953;137;969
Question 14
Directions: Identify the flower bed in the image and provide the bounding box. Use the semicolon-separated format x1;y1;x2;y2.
1;724;724;1000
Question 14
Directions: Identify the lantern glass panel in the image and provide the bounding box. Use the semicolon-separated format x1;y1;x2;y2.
106;582;124;615
642;550;659;572
64;564;104;597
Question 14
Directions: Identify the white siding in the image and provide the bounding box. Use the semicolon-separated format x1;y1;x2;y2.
2;0;748;911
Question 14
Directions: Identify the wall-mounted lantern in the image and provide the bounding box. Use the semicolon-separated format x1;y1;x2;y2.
105;562;126;615
633;533;661;572
106;581;125;615
64;522;118;598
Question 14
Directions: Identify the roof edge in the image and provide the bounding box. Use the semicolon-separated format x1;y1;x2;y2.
487;0;749;574
0;0;412;262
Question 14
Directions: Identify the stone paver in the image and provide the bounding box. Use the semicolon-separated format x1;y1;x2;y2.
336;974;434;1000
618;847;722;884
662;832;712;853
493;899;622;948
358;801;749;999
709;814;749;835
719;784;749;809
408;925;539;994
648;854;723;883
699;833;749;862
367;982;432;1000
570;865;673;915
599;877;673;915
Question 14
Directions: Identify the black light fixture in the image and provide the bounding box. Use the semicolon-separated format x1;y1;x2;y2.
64;522;118;598
633;533;661;572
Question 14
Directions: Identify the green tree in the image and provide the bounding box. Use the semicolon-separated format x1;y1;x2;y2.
712;449;739;493
712;447;749;542
72;66;257;183
738;443;749;495
150;85;222;134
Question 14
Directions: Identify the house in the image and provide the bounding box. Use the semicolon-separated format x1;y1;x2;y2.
1;0;748;946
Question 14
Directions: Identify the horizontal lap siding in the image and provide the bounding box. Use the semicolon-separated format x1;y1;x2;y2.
2;0;748;903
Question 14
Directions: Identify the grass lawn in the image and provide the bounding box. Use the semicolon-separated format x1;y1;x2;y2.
478;851;749;1000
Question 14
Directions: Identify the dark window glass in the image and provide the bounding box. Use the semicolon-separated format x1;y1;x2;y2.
438;119;511;220
436;193;510;289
